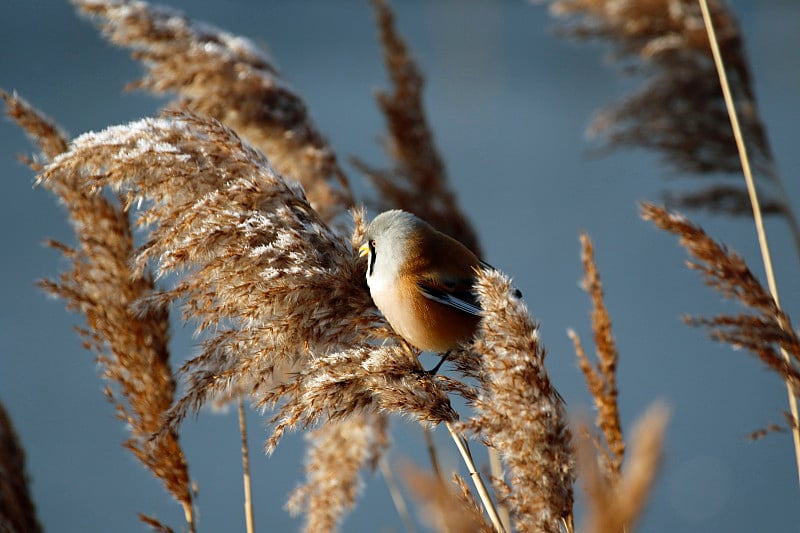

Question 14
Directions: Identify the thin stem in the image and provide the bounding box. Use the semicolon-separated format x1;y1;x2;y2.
445;422;506;533
698;0;800;488
238;397;256;533
487;447;511;533
379;456;417;533
424;427;444;484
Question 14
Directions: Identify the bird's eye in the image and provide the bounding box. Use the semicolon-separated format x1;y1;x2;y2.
370;239;376;249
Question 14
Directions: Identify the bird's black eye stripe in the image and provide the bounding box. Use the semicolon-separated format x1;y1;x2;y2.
368;240;377;276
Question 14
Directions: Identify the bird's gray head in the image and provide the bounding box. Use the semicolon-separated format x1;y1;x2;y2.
361;210;426;280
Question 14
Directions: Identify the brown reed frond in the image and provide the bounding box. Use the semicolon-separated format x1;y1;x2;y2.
579;403;668;533
748;417;790;442
138;514;175;533
287;413;388;533
466;268;574;532
354;0;480;254
663;185;784;218
37;111;458;454
0;400;42;533
570;233;624;484
549;0;784;216
402;466;492;533
5;92;195;529
642;203;800;395
1;90;68;167
73;0;354;223
262;345;457;454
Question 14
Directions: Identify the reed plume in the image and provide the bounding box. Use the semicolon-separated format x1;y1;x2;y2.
467;268;574;533
548;0;797;228
402;467;492;533
569;233;624;484
354;0;480;254
579;403;669;533
642;203;800;413
1;91;68;165
286;413;389;533
0;400;42;533
74;0;354;224
37;109;460;451
3;90;195;531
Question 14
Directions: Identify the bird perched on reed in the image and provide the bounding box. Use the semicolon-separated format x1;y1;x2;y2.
360;210;519;369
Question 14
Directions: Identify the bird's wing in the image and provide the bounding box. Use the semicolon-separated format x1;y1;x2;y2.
417;274;482;316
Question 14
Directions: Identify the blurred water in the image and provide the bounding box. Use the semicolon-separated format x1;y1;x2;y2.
1;1;799;531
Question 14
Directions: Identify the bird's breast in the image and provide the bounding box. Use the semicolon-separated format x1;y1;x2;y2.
368;274;479;353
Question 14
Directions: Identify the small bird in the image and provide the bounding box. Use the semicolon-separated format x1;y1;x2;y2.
359;210;489;358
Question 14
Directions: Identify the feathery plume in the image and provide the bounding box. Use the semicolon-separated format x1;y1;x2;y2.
466;268;574;532
286;413;388;533
579;403;669;533
402;467;492;533
0;401;42;533
355;0;480;254
4;92;195;530
548;0;790;219
2;90;68;166
642;203;800;424
262;345;457;454
73;0;354;223
38;110;459;452
569;233;624;484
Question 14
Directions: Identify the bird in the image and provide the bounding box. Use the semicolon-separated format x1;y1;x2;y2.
359;210;505;369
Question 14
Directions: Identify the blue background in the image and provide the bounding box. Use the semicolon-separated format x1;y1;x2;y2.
2;1;799;531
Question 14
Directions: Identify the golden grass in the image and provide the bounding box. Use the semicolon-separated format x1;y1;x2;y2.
353;0;481;254
578;404;669;533
466;269;574;532
569;233;624;484
549;0;800;256
286;413;388;533
642;203;800;419
696;0;800;480
402;466;492;533
74;0;354;224
2;0;797;531
3;90;195;532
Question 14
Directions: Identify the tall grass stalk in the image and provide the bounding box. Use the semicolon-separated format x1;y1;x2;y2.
698;0;800;486
446;422;506;533
238;398;256;533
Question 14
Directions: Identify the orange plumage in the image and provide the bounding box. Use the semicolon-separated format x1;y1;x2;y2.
361;210;483;353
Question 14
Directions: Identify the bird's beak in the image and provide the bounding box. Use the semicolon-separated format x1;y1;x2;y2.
358;243;369;258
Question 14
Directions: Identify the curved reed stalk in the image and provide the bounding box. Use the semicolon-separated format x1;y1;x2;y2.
697;0;800;487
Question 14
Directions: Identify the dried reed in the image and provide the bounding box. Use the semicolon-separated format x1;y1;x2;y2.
74;0;354;224
696;0;800;482
3;91;195;532
0;400;42;533
1;91;68;165
402;466;492;533
578;403;669;533
286;413;388;533
548;0;800;241
642;203;800;417
35;109;462;451
569;233;624;484
354;0;480;254
466;269;574;533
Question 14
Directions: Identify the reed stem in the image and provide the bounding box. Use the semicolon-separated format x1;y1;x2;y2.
238;398;256;533
445;421;506;533
698;0;800;488
379;457;417;533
